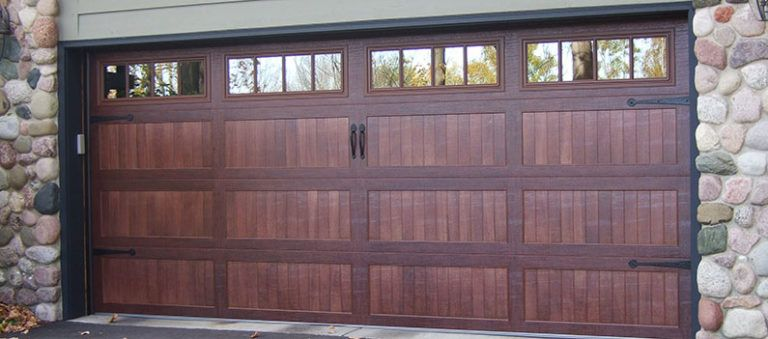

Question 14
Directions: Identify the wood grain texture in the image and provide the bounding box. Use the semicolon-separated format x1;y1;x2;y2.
522;190;677;245
524;269;678;326
370;265;508;319
101;258;215;306
228;262;352;313
96;122;212;169
225;118;349;168
367;113;506;167
99;191;214;238
522;109;677;166
369;191;506;242
226;191;351;240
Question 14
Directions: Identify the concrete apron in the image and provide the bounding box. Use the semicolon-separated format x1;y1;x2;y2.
71;314;645;339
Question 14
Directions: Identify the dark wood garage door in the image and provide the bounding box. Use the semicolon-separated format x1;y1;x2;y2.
89;16;691;338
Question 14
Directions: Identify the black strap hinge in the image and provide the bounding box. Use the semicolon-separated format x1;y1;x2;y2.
626;96;689;107
628;259;690;270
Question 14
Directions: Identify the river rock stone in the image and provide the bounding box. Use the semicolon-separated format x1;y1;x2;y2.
15;288;37;306
34;182;59;214
32;136;55;157
0;116;19;140
34;158;57;182
31;17;57;49
13;135;31;153
694;0;721;8
7;192;22;213
37;0;59;17
730;226;760;255
29;91;57;119
733;262;758;294
699;298;723;331
698;203;734;225
746;120;768;150
715;5;735;23
720;123;746;153
21;210;38;226
735;205;755;227
8;165;26;190
35;303;60;322
758;279;768;298
699;175;722;201
698;260;733;298
0;287;14;304
36;287;59;303
731;38;768;68
752;181;768;205
694;8;715;37
27;119;57;136
0;227;13;246
749;241;768;276
31;48;56;65
696;123;720;151
14;105;30;120
698;95;728;123
0;60;18;80
722;309;768;338
698;224;728;255
722;295;762;308
738;152;767;176
731;88;762;122
33;265;59;286
34;215;59;245
696;151;738;175
37;75;55;92
696;39;727;70
0;245;19;267
696;65;720;94
0;142;16;169
742;61;768;90
3;79;32;105
26;68;40;90
18;7;36;30
723;177;752;204
25;246;58;264
714;26;737;48
732;5;766;37
17;153;38;167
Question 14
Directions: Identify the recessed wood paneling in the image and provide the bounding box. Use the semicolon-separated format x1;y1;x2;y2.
226;190;351;240
370;265;508;320
225;118;349;168
228;262;352;313
523;190;678;245
522;109;677;166
99;190;213;238
369;190;506;242
101;258;214;306
524;269;678;326
366;113;506;167
96;121;212;169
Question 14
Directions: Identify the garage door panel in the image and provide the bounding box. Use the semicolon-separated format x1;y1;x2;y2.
523;268;678;327
370;265;508;320
226;190;351;240
522;109;677;166
98;190;214;238
225;118;350;168
100;258;215;307
522;190;678;246
367;113;505;167
368;190;506;243
95;121;212;170
227;262;352;313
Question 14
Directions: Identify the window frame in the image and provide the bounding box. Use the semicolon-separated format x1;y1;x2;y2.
224;48;347;99
366;39;504;95
98;57;210;104
521;31;674;89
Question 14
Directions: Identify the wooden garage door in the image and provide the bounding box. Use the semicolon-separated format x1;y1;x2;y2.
89;17;691;338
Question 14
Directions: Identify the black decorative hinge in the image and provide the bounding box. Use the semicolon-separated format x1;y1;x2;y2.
93;248;136;256
628;259;691;270
626;96;690;107
90;114;134;124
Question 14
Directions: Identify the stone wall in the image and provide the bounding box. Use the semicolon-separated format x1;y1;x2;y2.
694;0;768;338
0;0;60;322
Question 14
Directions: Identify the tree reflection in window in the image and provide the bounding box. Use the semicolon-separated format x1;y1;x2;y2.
467;45;497;85
103;59;205;100
371;50;400;89
256;56;283;93
285;55;311;92
526;43;558;83
154;62;179;96
597;39;630;80
228;58;254;94
128;64;151;97
434;47;464;86
227;51;343;95
314;53;342;91
562;41;594;81
403;49;432;87
633;37;667;79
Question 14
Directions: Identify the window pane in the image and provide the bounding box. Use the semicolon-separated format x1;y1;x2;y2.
526;42;558;83
104;65;126;99
285;55;312;92
128;64;151;98
179;60;205;96
562;41;594;81
257;56;283;93
597;39;630;80
633;37;668;79
436;47;464;86
228;58;255;94
467;45;498;85
154;62;179;96
403;48;432;87
371;50;400;88
314;53;342;91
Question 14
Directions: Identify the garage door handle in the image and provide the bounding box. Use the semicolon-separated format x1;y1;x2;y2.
359;123;366;160
350;124;358;159
628;259;690;270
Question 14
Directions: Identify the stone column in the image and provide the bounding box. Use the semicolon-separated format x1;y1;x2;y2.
694;0;768;338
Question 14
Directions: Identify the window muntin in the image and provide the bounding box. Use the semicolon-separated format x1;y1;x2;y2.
226;51;344;95
370;43;499;90
103;59;206;100
525;35;669;84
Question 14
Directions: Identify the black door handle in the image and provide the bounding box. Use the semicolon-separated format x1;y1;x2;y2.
350;124;357;159
93;248;136;256
359;123;366;160
628;259;690;270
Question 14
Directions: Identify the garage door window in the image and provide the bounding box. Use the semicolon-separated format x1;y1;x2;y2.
103;59;205;100
370;43;499;90
227;52;343;96
525;35;669;85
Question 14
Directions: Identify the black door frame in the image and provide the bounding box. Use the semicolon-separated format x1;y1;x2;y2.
58;2;697;336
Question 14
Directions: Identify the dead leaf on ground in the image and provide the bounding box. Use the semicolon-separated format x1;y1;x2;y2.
327;325;336;334
249;331;260;338
79;330;90;335
0;303;40;334
108;313;119;323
